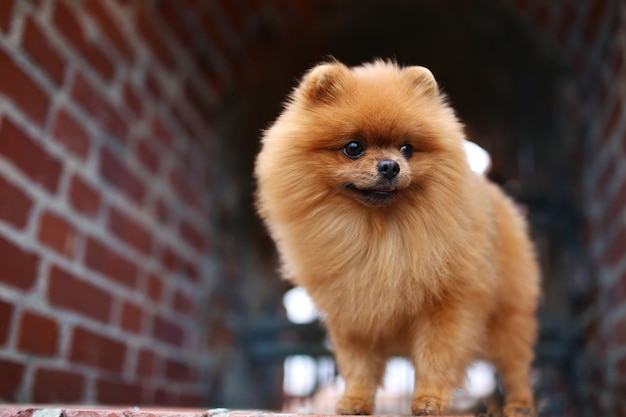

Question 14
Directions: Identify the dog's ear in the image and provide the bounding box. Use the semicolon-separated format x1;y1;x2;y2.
404;66;439;97
299;62;349;102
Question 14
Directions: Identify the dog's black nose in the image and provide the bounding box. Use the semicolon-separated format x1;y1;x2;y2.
377;160;400;180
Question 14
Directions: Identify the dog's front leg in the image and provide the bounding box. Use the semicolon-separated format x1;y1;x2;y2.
330;330;387;415
410;301;485;416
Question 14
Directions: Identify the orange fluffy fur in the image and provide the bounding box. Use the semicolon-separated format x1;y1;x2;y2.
254;60;540;417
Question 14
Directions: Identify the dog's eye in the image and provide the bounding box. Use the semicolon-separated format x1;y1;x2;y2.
343;141;365;159
400;143;413;158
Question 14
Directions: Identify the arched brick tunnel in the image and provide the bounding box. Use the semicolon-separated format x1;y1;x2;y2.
0;1;624;416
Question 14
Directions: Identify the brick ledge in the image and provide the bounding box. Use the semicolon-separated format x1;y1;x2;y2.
0;406;470;417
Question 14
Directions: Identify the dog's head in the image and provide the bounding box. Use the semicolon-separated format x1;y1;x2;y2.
273;60;469;208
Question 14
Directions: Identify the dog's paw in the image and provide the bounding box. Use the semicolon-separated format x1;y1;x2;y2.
411;395;447;416
503;405;535;417
336;395;373;415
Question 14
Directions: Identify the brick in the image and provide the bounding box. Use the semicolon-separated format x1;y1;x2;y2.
151;116;173;149
0;0;14;33
594;155;616;199
22;16;66;86
155;196;170;224
84;45;115;82
120;301;142;333
70;326;126;372
600;97;624;145
136;139;159;174
162;245;183;273
0;116;63;193
48;264;112;323
147;273;163;301
136;349;157;378
0;359;24;400
607;271;626;311
85;1;134;62
69;174;101;218
170;168;203;213
153;387;177;406
180;219;208;252
96;378;144;405
51;107;91;159
84;237;138;288
136;5;176;71
0;299;13;346
33;367;85;403
0;176;33;229
99;146;145;204
156;1;192;47
153;315;184;347
184;79;214;122
173;289;197;317
171;101;197;139
196;54;227;96
0;235;40;290
144;72;162;101
0;50;50;126
17;310;59;356
108;206;153;255
52;0;83;48
584;0;607;43
38;211;79;258
53;0;114;81
200;13;229;57
601;177;626;234
70;72;128;143
184;261;200;283
178;393;204;407
123;82;143;117
601;228;626;268
165;357;196;382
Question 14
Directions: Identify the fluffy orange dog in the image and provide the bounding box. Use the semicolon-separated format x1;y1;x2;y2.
255;60;540;417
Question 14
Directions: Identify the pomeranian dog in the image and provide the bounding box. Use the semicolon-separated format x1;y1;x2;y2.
254;60;540;417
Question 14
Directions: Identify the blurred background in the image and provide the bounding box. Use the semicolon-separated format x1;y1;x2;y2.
0;0;623;416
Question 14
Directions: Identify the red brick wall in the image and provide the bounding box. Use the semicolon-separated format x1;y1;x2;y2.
0;0;322;407
2;0;625;412
508;0;626;415
0;0;258;406
583;5;626;417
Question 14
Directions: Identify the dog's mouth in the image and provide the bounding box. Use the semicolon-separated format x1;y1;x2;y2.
345;183;398;205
